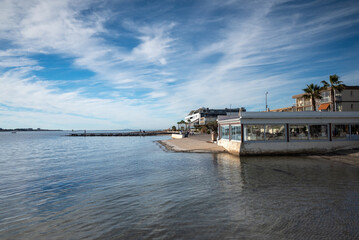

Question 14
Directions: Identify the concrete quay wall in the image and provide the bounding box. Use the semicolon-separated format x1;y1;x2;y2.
218;139;359;155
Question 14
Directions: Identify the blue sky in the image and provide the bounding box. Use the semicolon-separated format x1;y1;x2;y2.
0;0;358;130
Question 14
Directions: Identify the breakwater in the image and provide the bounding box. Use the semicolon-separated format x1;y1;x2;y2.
68;130;172;137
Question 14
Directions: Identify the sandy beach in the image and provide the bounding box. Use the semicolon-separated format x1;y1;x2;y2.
158;134;227;153
158;133;359;167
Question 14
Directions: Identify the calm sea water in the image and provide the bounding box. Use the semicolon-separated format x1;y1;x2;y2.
0;131;358;239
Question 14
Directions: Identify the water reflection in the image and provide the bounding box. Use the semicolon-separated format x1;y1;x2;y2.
211;153;359;239
214;153;359;188
211;153;244;193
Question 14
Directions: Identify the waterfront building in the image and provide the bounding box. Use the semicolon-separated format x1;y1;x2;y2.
185;107;245;127
292;86;359;112
217;111;359;155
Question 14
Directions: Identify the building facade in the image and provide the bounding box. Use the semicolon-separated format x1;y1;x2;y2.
185;107;245;127
217;111;359;155
292;86;359;112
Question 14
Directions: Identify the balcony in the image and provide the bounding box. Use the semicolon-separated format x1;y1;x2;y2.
336;96;342;101
320;97;330;103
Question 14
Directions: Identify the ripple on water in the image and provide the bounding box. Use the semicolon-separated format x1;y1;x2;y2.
0;132;358;240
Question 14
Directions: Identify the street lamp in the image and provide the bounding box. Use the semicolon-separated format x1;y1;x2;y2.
265;92;268;112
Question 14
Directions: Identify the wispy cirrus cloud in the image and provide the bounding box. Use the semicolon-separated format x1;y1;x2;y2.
0;0;358;129
0;67;172;129
126;22;175;65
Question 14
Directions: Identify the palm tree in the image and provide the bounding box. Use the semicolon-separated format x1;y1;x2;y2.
303;83;322;111
178;120;186;131
321;74;346;112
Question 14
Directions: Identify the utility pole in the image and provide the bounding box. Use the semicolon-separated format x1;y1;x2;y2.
265;92;268;112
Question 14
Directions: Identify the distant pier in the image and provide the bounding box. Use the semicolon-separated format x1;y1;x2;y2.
68;130;173;137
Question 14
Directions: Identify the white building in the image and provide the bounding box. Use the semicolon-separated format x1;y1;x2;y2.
217;111;359;155
185;107;245;127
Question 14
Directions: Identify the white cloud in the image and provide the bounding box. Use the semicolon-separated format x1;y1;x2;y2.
126;22;175;65
146;91;167;99
0;57;38;68
0;68;171;129
0;0;358;129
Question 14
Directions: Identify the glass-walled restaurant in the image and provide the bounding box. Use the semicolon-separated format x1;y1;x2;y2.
219;123;359;142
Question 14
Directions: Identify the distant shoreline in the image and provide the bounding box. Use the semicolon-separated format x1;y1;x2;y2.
0;129;62;132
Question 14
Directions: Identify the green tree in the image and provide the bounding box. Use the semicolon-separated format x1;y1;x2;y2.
321;74;346;112
171;126;176;131
178;120;186;131
186;119;191;130
303;83;322;111
206;121;218;133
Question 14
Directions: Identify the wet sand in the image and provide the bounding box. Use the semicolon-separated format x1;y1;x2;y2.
308;148;359;167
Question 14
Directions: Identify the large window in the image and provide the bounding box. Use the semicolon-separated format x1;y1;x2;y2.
245;125;265;141
221;125;230;140
350;124;359;140
332;124;349;140
309;125;328;140
297;99;304;107
320;91;330;103
265;125;285;141
335;102;342;112
290;125;308;140
231;125;241;141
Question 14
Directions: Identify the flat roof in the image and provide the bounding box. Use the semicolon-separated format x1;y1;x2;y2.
292;93;305;99
218;111;359;124
242;111;359;117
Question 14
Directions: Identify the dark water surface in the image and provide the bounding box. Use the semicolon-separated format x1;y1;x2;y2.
0;132;358;239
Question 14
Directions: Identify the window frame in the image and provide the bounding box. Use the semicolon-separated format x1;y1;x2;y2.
308;124;329;141
289;124;309;141
350;124;359;140
332;124;350;141
265;124;286;142
220;124;230;140
230;124;241;142
244;124;266;142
